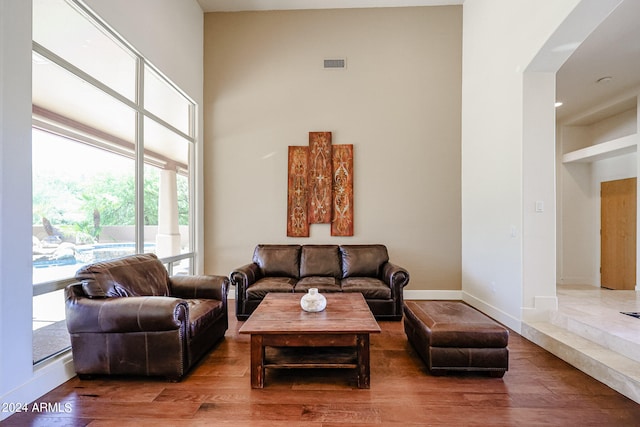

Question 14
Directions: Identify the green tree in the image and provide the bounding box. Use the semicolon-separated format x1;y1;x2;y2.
33;166;189;232
177;173;189;225
81;172;136;226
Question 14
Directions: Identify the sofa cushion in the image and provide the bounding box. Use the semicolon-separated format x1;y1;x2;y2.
340;245;389;279
253;245;301;278
341;277;391;299
247;277;296;300
76;253;170;298
295;276;342;293
187;299;224;338
300;245;341;278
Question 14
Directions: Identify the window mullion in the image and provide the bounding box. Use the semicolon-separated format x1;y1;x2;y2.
135;58;145;254
32;41;141;115
143;108;194;144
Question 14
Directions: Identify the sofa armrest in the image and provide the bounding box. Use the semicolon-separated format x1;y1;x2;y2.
170;275;229;301
65;291;188;334
230;263;261;295
381;262;410;294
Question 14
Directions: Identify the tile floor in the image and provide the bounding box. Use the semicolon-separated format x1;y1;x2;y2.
523;284;640;404
556;284;640;357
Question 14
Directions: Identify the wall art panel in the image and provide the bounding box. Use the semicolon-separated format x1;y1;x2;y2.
287;146;310;237
308;131;332;224
331;144;354;236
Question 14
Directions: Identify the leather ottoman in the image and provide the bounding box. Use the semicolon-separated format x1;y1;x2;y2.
403;301;509;377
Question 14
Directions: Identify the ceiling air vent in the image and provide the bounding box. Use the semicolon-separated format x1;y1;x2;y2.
324;58;346;70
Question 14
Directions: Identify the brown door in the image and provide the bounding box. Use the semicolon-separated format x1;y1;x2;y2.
601;178;636;290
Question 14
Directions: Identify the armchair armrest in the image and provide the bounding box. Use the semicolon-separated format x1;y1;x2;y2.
65;294;188;334
381;262;410;295
170;275;229;301
230;263;261;295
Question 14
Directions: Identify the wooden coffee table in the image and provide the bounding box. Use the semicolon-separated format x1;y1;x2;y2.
238;292;381;389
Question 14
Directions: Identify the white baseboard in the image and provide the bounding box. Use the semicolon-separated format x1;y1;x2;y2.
520;295;558;323
558;276;598;286
229;287;523;330
402;289;462;300
461;292;522;333
0;353;76;421
402;289;522;333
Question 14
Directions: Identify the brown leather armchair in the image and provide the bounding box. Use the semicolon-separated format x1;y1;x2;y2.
65;253;228;381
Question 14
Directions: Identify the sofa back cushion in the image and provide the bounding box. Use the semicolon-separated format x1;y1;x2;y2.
76;253;170;298
340;244;389;278
253;245;301;278
300;245;341;278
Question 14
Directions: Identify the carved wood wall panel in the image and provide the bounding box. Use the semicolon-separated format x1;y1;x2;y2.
286;146;309;237
331;144;354;236
308;132;332;224
287;132;354;237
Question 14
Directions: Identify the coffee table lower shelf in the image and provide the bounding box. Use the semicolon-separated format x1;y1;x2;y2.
265;346;358;370
249;333;372;389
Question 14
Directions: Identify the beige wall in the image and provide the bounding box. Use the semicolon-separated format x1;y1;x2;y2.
203;6;462;291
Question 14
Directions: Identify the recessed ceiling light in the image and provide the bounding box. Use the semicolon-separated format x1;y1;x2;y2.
596;76;613;84
555;101;563;108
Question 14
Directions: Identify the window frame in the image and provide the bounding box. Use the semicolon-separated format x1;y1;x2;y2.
31;0;198;362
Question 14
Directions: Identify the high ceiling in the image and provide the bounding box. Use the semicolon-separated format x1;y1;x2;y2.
197;0;640;125
556;0;640;123
196;0;463;12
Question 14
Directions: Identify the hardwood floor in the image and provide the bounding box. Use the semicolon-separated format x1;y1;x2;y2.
4;305;640;426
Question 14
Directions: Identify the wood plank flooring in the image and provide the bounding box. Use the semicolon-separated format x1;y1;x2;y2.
3;304;640;426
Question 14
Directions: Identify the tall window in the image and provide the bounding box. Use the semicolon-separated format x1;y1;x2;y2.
31;0;196;364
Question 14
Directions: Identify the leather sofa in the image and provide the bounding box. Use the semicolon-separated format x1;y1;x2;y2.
65;253;229;381
230;244;410;321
